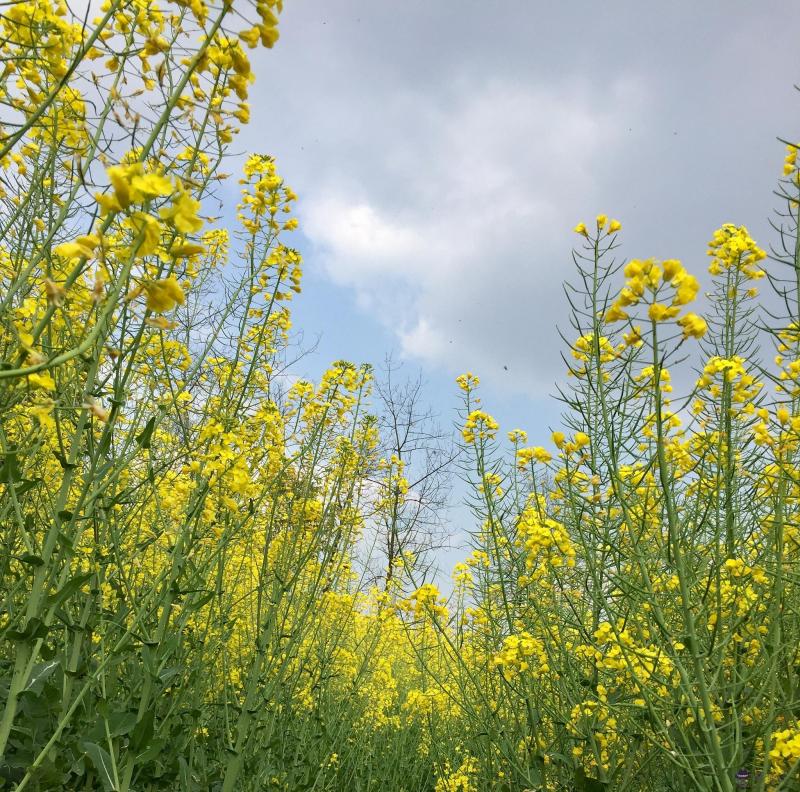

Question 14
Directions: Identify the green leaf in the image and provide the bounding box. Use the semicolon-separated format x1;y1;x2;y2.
14;477;41;497
5;617;50;643
19;554;44;568
130;709;155;753
575;767;608;791
45;572;93;608
23;660;60;695
53;535;74;558
178;756;191;789
0;449;22;484
136;416;156;449
97;431;112;457
135;737;165;765
185;590;215;612
525;755;543;786
81;741;117;791
158;666;182;684
53;451;77;470
106;711;139;738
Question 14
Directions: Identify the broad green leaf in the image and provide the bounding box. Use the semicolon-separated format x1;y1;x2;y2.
81;741;117;791
23;660;60;695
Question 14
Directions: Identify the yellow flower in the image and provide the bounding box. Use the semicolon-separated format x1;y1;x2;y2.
662;258;683;281
144;277;186;313
28;372;56;390
532;446;552;463
129;212;161;256
239;27;262;48
259;24;280;48
574;431;590;448
604;303;628;323
462;409;498;444
160;191;203;233
617;287;640;306
169;242;206;258
456;372;480;392
707;224;766;280
107;165;132;209
145;316;177;330
130;172;173;200
623;326;643;347
95;190;124;215
677;312;707;339
608;218;622;233
784;145;798;176
646;263;662;288
516;446;551;467
99;164;174;214
624;259;644;278
648;302;680;322
573;222;588;236
672;272;700;305
406;583;448;620
53;234;100;260
29;400;56;432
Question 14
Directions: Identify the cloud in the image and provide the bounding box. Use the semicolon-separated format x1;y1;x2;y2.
290;77;646;392
303;200;431;278
237;1;799;399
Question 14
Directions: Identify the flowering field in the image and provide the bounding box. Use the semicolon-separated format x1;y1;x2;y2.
1;2;800;791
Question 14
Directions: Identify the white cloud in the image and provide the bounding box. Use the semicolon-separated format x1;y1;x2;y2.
290;77;646;392
398;316;448;364
303;200;432;278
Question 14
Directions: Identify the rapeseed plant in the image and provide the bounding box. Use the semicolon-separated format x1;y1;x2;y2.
2;2;800;791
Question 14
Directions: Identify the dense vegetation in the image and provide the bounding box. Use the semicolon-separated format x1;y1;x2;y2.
1;2;799;790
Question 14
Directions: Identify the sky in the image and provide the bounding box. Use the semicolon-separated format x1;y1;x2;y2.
221;1;800;570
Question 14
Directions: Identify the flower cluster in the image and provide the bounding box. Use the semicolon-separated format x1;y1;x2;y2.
604;257;707;338
435;756;478;792
492;631;549;679
516;501;576;580
574;214;622;237
461;409;499;444
768;724;800;784
707;224;766;279
403;583;449;621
